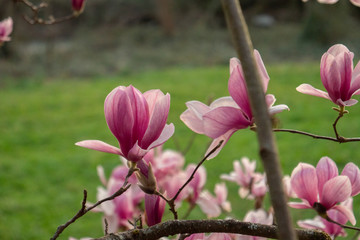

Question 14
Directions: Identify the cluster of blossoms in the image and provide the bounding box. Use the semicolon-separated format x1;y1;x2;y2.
73;44;360;239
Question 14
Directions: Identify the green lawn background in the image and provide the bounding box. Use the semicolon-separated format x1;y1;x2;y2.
1;63;360;239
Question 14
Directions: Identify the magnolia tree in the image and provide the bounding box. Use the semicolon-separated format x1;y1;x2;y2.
3;0;360;240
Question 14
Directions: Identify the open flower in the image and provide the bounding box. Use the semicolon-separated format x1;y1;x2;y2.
76;85;174;162
0;17;13;44
181;51;288;158
297;44;360;107
289;157;360;225
298;198;353;239
235;209;273;240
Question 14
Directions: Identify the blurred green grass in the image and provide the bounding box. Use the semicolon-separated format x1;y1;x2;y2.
1;63;360;239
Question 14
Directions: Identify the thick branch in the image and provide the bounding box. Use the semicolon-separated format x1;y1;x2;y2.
221;1;297;239
95;219;331;240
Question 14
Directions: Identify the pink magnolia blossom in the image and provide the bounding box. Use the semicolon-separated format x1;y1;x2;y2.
302;0;360;7
235;209;273;240
181;51;288;158
145;194;166;226
298;198;353;239
184;233;232;240
76;85;174;162
197;183;231;218
0;17;13;44
72;0;86;14
221;157;267;199
289;157;360;225
297;44;360;107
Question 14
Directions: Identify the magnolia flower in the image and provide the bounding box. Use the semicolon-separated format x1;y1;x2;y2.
298;198;353;239
235;209;273;240
0;17;13;44
297;44;360;107
72;0;86;15
181;51;288;158
221;157;267;199
76;85;174;162
145;194;166;226
289;157;360;225
184;233;232;240
197;183;231;218
302;0;360;7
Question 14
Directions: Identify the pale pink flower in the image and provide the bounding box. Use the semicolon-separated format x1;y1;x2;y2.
145;194;166;226
0;17;13;44
181;51;288;158
221;157;266;199
298;198;353;239
184;233;205;240
206;233;232;240
235;209;273;240
76;85;174;162
283;175;297;199
297;44;360;107
72;0;86;14
197;183;231;218
302;0;360;7
289;157;359;225
185;164;207;204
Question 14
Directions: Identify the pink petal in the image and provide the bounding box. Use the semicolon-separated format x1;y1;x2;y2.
341;163;360;196
332;204;356;225
214;183;228;205
180;101;210;134
143;89;165;116
254;49;270;91
104;87;135;155
316;157;338;199
265;94;276;107
288;201;312;209
320;53;342;102
228;65;252;119
141;93;170;149
147;123;175;149
317;0;339;4
350;60;360;96
197;191;221;218
337;98;358;107
184;233;205;240
320;176;351;209
145;194;166;226
75;140;123;155
229;57;241;74
350;0;360;6
297;218;325;230
290;163;319;207
207;233;232;240
97;165;107;186
210;96;239;108
127;141;148;162
268;104;289;115
203;106;250;139
296;84;331;101
204;129;237;160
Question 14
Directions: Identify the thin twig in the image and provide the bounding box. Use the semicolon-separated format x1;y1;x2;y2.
326;216;360;232
50;167;135;240
221;1;297;239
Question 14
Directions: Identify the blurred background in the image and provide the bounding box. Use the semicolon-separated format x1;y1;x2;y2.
2;0;360;239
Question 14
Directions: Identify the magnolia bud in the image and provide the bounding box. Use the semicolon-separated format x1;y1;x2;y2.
72;0;86;16
136;163;157;194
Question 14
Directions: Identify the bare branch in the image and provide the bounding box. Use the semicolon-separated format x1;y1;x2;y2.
221;0;297;239
95;219;331;240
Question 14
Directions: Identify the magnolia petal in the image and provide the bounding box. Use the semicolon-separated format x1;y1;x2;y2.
350;60;360;95
141;93;170;149
254;49;270;91
210;96;239;108
332;205;356;225
97;187;115;216
127;141;148;162
321;53;342;102
207;233;232;240
147;123;175;150
350;0;360;6
320;176;351;209
288;201;311;209
297;218;325;230
265;94;276;107
143;89;165;116
269;104;289;115
75;140;123;155
205;129;237;160
230;57;241;74
197;191;221;218
145;194;166;226
97;165;107;186
290;163;319;207
184;233;205;240
337;98;358;107
228;65;252;119
180;101;211;134
203;106;250;139
104;87;135;155
296;84;331;101
316;156;338;199
341;162;360;196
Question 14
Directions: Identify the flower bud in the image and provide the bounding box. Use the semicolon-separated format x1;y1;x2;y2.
72;0;86;16
136;163;157;194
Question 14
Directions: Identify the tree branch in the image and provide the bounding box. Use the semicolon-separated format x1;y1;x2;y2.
221;1;297;239
95;219;331;240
